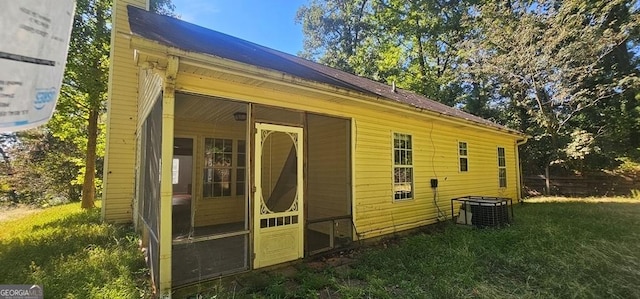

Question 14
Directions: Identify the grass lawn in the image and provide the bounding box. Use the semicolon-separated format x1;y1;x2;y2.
0;201;148;298
195;200;640;298
2;199;639;298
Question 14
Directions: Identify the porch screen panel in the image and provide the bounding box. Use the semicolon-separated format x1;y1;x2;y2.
140;97;162;290
171;94;250;287
172;235;248;286
306;114;352;254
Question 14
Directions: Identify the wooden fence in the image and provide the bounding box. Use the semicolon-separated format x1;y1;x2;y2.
523;174;640;197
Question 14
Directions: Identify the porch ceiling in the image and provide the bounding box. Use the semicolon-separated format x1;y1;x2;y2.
175;93;245;123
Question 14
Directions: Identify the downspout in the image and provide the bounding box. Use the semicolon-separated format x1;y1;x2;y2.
515;137;529;202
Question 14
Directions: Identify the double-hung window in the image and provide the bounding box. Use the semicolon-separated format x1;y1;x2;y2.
393;133;413;200
458;142;468;172
498;147;507;188
203;138;246;197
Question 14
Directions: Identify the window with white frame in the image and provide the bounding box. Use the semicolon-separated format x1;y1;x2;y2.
458;141;468;172
203;138;246;197
498;147;507;188
393;133;413;200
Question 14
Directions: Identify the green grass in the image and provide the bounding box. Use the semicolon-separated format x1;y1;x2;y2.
194;201;640;298
0;202;148;299
3;200;640;299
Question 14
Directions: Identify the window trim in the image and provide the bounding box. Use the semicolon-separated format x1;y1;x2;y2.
235;140;246;196
497;146;507;188
392;132;414;201
458;141;469;172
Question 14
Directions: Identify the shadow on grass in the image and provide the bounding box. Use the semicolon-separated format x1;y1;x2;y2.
30;208;102;231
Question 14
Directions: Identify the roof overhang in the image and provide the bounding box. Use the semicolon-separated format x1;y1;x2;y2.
127;31;525;139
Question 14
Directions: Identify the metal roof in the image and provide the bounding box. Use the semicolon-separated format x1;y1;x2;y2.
127;5;521;135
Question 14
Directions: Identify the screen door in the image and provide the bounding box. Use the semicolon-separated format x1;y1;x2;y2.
253;123;304;268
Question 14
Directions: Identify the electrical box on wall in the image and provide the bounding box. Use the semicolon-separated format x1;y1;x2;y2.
430;179;438;188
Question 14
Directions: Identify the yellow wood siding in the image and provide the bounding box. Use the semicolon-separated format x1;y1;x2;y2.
173;71;521;239
103;0;147;223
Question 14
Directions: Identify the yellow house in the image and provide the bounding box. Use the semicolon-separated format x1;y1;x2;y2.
103;1;526;296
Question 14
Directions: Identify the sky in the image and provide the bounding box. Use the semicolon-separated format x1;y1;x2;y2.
171;0;308;55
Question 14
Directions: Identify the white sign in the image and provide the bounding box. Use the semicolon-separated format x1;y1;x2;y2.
0;1;75;132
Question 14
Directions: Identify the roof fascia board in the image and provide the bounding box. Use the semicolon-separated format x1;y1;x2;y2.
130;36;525;138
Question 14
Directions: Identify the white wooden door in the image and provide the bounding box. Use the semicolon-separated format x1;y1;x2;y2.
253;123;304;268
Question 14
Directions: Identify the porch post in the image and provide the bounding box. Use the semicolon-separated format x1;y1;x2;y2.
159;55;178;297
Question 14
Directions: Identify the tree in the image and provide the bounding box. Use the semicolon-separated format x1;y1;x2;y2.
572;2;640;167
61;0;111;209
297;0;476;104
0;130;81;206
458;0;640;173
297;0;640;177
0;1;176;207
150;0;177;17
296;0;374;73
372;0;475;105
57;0;176;209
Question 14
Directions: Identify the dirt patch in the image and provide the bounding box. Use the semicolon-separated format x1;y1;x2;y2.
0;205;41;223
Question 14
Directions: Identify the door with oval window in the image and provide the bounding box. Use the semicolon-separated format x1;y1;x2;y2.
253;123;304;268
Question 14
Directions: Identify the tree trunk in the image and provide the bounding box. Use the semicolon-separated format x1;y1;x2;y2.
545;164;550;196
81;108;99;209
414;28;428;82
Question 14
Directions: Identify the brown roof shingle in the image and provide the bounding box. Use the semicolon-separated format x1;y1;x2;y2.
127;5;522;135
